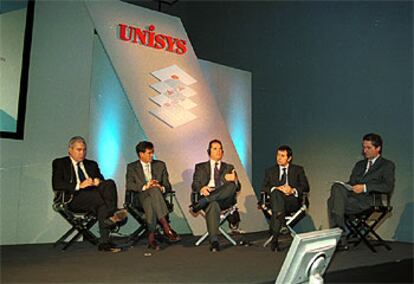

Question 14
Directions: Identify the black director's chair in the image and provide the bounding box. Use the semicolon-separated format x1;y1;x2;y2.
344;192;393;253
258;192;309;247
52;191;99;250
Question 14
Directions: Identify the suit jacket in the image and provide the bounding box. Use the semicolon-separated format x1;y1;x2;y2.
261;164;310;198
348;157;395;194
191;161;241;193
52;156;104;201
126;159;172;194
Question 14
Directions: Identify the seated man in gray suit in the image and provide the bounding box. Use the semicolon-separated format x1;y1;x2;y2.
328;133;395;248
126;141;180;250
190;139;241;252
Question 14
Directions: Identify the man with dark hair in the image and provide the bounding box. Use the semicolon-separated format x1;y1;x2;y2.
191;139;241;252
126;141;180;250
327;133;395;247
261;145;310;251
52;136;127;252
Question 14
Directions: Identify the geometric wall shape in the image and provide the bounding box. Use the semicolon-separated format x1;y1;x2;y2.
86;1;267;235
89;34;192;234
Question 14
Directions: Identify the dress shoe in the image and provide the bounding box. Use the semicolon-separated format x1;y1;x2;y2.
210;241;220;252
98;242;122;253
104;209;128;228
113;209;128;222
337;237;349;251
148;240;160;251
164;229;181;242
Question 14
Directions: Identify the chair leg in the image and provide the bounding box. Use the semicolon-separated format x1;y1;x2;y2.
219;227;237;246
62;231;83;251
346;211;392;253
54;227;76;247
263;235;273;247
195;232;209;246
129;226;147;246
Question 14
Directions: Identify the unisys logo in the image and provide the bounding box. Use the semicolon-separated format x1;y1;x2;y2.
118;23;187;55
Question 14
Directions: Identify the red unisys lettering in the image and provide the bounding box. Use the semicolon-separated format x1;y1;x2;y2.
118;23;187;55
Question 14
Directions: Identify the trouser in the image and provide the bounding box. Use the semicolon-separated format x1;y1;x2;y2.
327;183;371;230
138;187;169;232
69;179;118;243
270;190;299;240
204;182;237;242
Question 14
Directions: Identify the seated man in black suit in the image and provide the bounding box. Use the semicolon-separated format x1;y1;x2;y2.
261;145;310;251
52;136;127;252
190;139;241;252
126;141;180;250
327;133;395;248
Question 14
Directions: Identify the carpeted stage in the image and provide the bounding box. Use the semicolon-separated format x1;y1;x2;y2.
1;232;413;283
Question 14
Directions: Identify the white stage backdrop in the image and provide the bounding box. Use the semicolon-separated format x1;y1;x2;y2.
86;1;267;235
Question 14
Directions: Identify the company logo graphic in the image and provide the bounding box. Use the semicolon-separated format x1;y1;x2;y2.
149;65;197;128
118;23;187;55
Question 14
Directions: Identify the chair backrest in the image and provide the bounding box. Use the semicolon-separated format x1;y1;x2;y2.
259;191;310;218
370;192;392;211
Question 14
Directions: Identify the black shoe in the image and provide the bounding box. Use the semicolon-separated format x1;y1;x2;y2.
148;240;160;251
164;229;181;243
190;198;209;213
210;241;220;252
337;236;350;251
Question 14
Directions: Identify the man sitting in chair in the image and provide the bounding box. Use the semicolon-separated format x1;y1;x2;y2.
190;139;241;252
126;141;180;250
261;145;310;252
52;136;128;252
327;133;395;249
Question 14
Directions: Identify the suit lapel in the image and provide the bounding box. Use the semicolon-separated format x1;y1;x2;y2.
135;161;146;182
287;165;293;183
365;157;383;176
275;165;281;182
65;157;76;183
219;161;227;178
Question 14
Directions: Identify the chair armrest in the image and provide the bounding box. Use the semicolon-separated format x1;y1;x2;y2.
370;192;391;208
301;192;310;208
53;191;73;207
260;192;267;204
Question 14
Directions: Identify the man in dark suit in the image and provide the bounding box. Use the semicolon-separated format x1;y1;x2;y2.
328;133;395;245
126;141;180;250
191;139;241;252
261;145;310;251
52;136;127;252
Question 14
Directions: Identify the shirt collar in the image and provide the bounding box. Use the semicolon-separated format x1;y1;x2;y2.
279;164;290;171
70;156;82;167
210;159;221;167
140;160;150;167
369;155;380;165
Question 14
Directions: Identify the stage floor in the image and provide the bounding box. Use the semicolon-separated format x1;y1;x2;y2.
1;232;413;283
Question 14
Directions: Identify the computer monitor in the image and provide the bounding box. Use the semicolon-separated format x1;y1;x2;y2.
275;228;342;284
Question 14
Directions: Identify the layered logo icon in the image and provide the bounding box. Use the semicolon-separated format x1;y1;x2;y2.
149;65;198;128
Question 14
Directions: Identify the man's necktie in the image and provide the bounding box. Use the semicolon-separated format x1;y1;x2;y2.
144;164;151;182
77;162;86;182
214;162;221;188
280;168;287;185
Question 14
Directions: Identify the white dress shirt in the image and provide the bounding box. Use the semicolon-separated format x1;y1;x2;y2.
70;157;90;190
208;159;221;188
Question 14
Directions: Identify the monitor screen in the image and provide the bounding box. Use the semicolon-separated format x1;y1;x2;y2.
276;228;342;284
